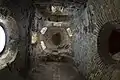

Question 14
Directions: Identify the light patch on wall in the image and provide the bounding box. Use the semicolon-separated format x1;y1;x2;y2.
67;28;73;37
41;41;46;50
0;18;7;24
40;27;48;34
31;32;38;44
44;21;70;27
0;26;6;53
51;6;64;13
51;6;56;13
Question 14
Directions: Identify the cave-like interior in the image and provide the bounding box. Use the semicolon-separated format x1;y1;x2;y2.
0;0;120;80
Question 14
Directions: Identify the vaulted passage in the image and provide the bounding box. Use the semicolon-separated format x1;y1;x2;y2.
2;0;120;80
98;23;120;62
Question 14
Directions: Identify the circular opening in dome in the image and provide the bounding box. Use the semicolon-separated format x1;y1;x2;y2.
0;26;6;53
51;32;61;46
109;28;120;61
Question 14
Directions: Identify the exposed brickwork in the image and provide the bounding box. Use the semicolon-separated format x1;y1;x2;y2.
72;0;120;80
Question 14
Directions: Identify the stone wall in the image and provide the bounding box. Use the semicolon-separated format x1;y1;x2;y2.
72;0;120;80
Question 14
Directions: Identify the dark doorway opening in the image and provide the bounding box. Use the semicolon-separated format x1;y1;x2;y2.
98;23;120;64
108;28;120;61
52;32;61;46
109;29;120;55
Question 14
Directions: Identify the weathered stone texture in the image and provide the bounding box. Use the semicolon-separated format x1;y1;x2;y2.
72;0;120;80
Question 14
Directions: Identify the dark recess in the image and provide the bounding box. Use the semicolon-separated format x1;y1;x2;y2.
52;33;61;45
109;29;120;55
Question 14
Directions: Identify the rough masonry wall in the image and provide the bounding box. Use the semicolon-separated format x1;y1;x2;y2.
72;0;120;80
0;0;32;80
